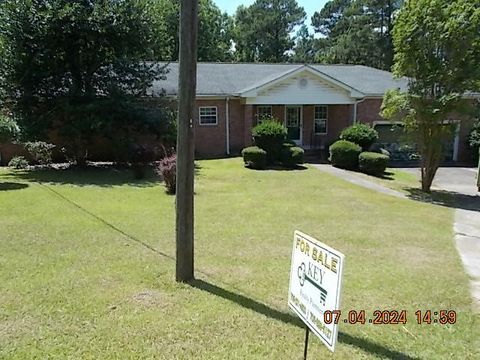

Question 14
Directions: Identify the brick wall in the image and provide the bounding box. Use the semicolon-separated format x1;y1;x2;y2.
228;99;245;155
194;99;227;158
325;105;354;145
194;98;246;158
356;98;384;125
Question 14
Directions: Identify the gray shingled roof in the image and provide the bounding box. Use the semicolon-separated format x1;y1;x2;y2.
151;62;408;98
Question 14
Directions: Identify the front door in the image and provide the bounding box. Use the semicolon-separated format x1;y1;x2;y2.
285;106;302;145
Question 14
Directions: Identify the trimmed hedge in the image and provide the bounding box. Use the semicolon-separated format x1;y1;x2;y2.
281;146;304;168
252;120;287;163
329;140;362;169
340;123;378;151
359;152;390;176
242;146;267;169
282;139;296;149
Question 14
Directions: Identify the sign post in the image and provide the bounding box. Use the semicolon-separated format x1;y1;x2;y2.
288;231;345;353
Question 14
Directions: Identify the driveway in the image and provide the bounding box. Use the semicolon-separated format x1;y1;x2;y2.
399;167;479;196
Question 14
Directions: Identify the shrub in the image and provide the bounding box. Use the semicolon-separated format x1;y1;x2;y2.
242;146;267;170
252;119;287;163
155;154;176;194
281;146;304;168
24;141;55;165
340;123;378;150
283;139;296;148
369;143;391;157
329;140;362;169
8;156;29;169
359;151;390;176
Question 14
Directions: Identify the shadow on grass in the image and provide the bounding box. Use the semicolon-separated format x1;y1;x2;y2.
39;183;175;260
0;182;29;191
189;279;419;360
404;187;479;212
5;165;159;188
245;165;308;172
379;171;396;181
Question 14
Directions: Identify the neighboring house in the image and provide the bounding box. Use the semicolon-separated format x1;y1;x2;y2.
153;63;476;162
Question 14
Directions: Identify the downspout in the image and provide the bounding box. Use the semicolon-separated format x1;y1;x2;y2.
353;98;366;124
225;97;230;156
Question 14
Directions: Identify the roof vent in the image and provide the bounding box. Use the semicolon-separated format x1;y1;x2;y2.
299;78;308;88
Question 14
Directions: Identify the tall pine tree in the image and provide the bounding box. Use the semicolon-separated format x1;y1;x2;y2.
234;0;306;62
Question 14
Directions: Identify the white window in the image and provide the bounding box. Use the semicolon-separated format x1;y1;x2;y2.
257;106;272;119
199;106;218;125
314;105;328;134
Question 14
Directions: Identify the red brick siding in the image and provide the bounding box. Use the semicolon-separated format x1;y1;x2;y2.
272;105;284;121
228;99;245;155
356;98;384;125
194;99;228;158
243;104;254;147
306;104;353;148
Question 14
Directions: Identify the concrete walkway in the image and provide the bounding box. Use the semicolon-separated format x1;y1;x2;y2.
312;164;406;199
313;164;480;311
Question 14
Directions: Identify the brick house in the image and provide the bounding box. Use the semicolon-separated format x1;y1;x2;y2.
1;62;477;164
155;63;477;162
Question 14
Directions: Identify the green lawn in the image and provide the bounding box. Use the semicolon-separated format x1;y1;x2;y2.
1;159;478;359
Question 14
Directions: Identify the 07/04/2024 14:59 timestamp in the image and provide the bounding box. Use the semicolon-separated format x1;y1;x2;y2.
323;310;457;325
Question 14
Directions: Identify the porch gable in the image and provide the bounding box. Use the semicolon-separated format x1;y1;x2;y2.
242;68;362;105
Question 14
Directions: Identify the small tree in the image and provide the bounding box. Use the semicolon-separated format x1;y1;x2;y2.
381;0;480;192
0;0;176;165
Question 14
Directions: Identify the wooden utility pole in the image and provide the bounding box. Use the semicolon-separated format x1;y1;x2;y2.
176;0;199;282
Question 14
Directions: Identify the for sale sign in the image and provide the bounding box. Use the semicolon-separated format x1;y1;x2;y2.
288;231;345;352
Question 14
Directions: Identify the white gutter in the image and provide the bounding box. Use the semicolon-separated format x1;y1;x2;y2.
353;98;366;124
225;97;230;155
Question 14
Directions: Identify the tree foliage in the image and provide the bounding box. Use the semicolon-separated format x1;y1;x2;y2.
234;0;306;62
0;115;19;143
153;0;234;62
290;25;316;63
381;0;480;192
311;0;402;70
0;0;176;164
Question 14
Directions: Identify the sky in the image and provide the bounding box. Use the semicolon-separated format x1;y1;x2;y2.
213;0;329;32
